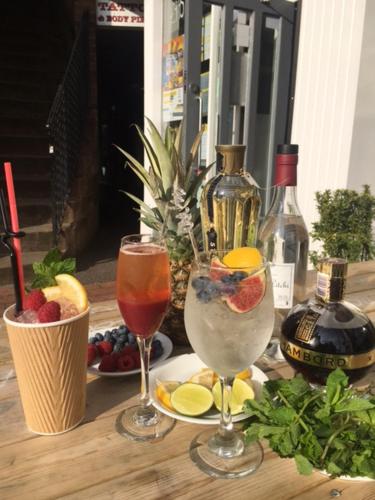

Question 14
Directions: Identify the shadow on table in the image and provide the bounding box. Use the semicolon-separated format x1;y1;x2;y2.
85;374;140;421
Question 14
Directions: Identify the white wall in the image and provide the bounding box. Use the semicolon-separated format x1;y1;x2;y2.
291;0;366;252
143;0;163;223
347;0;375;192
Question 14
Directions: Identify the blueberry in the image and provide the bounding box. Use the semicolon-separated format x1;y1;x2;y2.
88;336;96;344
220;275;233;284
152;339;162;349
192;276;211;291
128;333;136;344
118;333;128;343
95;333;104;342
219;284;236;296
206;282;220;297
113;342;123;353
231;271;248;282
104;331;111;342
197;290;212;303
118;325;127;335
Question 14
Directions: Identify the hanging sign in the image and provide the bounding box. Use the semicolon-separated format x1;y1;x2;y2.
96;1;144;27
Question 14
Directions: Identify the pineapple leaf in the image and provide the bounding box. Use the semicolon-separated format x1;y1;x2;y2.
174;122;183;159
185;127;205;172
145;117;176;192
114;145;154;193
140;216;162;231
122;191;157;219
134;124;164;184
186;161;216;200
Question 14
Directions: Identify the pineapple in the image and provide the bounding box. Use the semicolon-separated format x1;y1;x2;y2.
115;119;213;344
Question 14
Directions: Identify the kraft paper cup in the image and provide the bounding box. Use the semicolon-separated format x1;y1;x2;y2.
3;305;89;435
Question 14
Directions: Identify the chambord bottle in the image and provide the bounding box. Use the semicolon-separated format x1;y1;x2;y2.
281;258;375;384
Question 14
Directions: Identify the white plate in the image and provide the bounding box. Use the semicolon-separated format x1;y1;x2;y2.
149;353;268;425
87;332;173;377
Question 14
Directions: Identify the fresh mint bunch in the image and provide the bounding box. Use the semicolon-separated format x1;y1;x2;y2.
244;369;375;478
31;248;76;289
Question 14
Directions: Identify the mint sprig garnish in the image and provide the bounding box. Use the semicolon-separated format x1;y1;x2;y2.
31;248;76;289
244;369;375;478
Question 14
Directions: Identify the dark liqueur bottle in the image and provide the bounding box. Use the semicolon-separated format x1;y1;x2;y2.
281;258;375;384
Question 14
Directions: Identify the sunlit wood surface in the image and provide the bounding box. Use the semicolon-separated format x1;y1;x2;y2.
0;262;374;499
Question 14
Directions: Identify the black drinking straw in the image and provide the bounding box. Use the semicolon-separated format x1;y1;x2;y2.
0;189;25;314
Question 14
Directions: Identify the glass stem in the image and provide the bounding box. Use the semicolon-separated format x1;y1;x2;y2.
219;376;234;439
137;335;153;409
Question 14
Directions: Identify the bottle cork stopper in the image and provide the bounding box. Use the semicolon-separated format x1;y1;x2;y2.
216;145;245;174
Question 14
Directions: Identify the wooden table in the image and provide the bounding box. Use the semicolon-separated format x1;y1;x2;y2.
0;262;375;499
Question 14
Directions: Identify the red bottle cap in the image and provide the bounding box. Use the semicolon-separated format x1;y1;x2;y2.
274;144;298;186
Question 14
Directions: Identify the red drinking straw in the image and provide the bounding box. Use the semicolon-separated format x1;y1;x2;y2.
3;162;25;309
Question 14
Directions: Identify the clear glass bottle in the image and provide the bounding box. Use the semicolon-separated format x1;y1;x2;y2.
258;144;309;338
280;258;375;384
200;145;261;251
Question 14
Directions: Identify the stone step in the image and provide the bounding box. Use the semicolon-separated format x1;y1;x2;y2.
0;250;49;287
0;136;49;157
0;155;51;177
0;81;56;102
6;197;53;227
0;223;54;258
0;99;51;120
0;118;47;136
0;67;63;85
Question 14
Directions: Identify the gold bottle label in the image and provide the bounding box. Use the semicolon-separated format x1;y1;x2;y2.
294;311;320;342
280;335;375;370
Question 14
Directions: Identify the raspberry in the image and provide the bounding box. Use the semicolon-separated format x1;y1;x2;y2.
120;345;136;355
131;351;141;369
24;290;46;311
87;344;97;366
99;354;117;372
117;354;136;372
97;341;113;357
37;301;61;323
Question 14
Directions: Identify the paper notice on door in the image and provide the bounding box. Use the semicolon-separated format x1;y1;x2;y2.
270;263;295;309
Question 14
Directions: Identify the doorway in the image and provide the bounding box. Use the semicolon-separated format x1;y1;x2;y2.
96;27;144;237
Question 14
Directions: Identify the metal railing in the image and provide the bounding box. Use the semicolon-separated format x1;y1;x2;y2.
46;12;89;241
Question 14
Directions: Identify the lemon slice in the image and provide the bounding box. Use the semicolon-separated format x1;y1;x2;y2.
188;368;217;389
42;285;62;302
54;274;88;313
156;380;181;411
212;378;255;415
170;383;214;416
222;247;262;271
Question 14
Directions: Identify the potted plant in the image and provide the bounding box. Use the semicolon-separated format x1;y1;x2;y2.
116;118;213;344
310;185;375;266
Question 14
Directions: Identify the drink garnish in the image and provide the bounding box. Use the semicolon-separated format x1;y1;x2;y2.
212;378;255;415
30;248;76;289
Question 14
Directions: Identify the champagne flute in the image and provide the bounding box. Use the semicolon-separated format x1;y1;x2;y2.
115;234;175;441
184;250;274;478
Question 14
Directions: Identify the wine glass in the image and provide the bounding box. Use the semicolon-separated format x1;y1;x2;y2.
184;250;274;478
115;234;175;441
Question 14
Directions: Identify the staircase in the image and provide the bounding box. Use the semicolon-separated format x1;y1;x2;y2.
0;1;71;286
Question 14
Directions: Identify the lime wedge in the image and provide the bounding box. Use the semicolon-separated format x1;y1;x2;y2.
170;383;214;416
212;378;255;415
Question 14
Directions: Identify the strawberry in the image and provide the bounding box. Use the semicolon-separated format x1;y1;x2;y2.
98;354;117;372
37;301;61;323
24;290;46;311
87;345;97;366
97;341;113;356
131;351;141;369
117;354;135;372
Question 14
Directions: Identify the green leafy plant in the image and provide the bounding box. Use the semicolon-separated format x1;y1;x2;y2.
115;118;214;261
31;248;76;289
244;369;375;478
310;185;375;266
